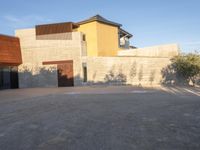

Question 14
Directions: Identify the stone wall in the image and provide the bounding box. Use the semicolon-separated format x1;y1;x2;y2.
15;28;179;88
84;56;172;86
15;28;84;88
118;44;180;57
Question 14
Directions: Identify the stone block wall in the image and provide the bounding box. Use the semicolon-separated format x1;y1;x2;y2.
84;56;171;86
118;44;180;57
15;28;179;88
15;28;84;88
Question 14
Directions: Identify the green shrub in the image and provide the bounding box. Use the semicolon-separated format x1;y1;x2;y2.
171;52;200;85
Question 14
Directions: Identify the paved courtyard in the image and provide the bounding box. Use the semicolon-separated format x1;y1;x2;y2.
0;86;200;150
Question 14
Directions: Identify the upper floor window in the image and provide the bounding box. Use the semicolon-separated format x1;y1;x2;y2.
82;34;86;41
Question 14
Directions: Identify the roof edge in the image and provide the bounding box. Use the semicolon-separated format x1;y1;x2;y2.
77;15;122;27
119;28;133;38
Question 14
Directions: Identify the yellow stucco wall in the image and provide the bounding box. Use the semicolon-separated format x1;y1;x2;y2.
77;22;98;56
77;21;119;56
96;22;119;56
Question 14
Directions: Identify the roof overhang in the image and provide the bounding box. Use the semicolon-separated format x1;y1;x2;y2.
77;15;122;27
119;28;133;38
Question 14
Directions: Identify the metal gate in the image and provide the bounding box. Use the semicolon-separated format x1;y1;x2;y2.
57;61;74;87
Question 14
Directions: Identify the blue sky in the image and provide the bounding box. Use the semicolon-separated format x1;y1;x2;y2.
0;0;200;53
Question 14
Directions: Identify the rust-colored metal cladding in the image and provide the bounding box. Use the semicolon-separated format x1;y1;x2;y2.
43;60;74;87
57;62;74;87
36;22;79;35
0;34;22;66
42;60;73;65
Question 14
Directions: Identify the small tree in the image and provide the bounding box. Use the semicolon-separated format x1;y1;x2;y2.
171;52;200;85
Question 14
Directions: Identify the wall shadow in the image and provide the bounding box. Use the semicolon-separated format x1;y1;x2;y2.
18;66;58;88
161;63;200;86
18;66;128;88
17;62;171;88
104;65;127;85
18;62;158;88
149;70;156;85
129;62;137;82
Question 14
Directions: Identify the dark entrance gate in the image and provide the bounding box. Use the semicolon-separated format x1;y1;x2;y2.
43;60;74;87
0;66;19;89
57;61;74;87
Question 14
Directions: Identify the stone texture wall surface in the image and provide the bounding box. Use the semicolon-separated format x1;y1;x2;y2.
15;28;84;88
84;56;171;86
15;28;178;88
118;44;179;57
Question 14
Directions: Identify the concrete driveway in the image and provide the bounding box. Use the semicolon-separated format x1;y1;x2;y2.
0;86;200;150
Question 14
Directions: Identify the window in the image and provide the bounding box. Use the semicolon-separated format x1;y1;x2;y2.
82;34;86;41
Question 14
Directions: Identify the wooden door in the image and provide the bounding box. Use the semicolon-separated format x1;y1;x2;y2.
57;61;74;87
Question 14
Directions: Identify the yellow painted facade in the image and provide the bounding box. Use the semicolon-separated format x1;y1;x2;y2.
96;22;119;56
77;22;98;56
77;21;119;56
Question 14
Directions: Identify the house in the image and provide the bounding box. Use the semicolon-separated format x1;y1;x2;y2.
0;15;179;89
77;15;132;56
